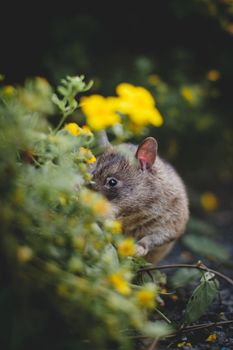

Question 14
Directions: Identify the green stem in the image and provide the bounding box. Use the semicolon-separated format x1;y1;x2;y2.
154;307;172;324
54;112;69;133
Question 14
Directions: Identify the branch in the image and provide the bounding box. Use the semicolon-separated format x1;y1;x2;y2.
167;319;233;338
138;262;233;287
147;338;158;350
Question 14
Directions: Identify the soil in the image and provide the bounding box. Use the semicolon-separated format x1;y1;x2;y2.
144;209;233;350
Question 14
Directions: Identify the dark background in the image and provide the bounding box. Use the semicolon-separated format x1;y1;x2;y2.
1;0;233;212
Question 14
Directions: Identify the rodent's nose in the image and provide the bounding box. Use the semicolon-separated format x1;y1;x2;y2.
87;180;97;191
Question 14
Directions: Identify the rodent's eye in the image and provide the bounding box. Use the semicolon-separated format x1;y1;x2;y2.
106;177;118;187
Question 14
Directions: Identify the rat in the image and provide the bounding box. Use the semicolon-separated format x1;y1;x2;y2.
90;136;189;263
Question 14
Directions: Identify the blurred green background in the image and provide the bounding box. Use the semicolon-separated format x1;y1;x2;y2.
1;0;233;214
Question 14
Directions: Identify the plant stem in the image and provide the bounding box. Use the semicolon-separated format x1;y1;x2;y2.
130;320;233;340
54;112;69;133
147;338;158;350
138;262;233;287
166;319;233;338
154;307;172;324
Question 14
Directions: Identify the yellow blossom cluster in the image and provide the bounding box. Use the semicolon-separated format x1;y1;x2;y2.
17;245;33;263
136;285;157;309
80;189;111;217
81;95;120;131
177;341;192;348
3;85;15;96
79;146;96;164
65;122;92;137
80;83;163;131
104;219;122;234
206;333;217;342
117;238;136;256
109;272;131;295
116;83;163;127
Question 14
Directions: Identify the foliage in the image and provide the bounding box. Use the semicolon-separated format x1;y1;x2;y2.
0;76;170;350
1;74;232;350
184;272;219;324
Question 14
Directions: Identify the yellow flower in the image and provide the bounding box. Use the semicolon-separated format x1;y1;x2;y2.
79;147;96;164
206;333;217;342
117;238;136;256
17;246;33;263
171;294;178;301
81;125;93;136
88;155;96;164
105;220;122;234
181;86;194;103
79;188;94;204
116;83;163;127
117;83;154;111
160;288;168;294
59;194;68;205
207;70;220;81
200;192;219;212
81;95;120;131
109;272;131;295
65;122;81;136
148;74;160;85
35;76;51;93
136;286;156;309
92;197;111;216
177;341;192;348
3;85;15;96
80;188;111;216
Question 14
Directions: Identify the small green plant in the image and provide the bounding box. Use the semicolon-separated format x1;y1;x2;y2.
0;75;170;350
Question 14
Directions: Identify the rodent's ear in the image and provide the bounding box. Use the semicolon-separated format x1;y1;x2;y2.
135;137;158;170
97;130;110;149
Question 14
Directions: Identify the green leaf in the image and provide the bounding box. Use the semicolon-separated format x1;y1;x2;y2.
184;277;219;324
102;244;119;269
183;234;230;261
51;93;64;111
171;268;201;288
187;217;219;236
57;86;68;97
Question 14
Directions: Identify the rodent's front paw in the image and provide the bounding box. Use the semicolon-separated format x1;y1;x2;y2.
135;244;148;257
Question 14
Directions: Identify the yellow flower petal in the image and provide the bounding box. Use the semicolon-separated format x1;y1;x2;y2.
206;333;217;342
181;86;194;103
200;192;219;212
116;83;163;127
81;95;120;131
177;341;192;348
17;246;33;262
109;272;131;295
207;70;220;81
136;287;156;309
117;238;136;256
65;122;81;136
3;85;15;96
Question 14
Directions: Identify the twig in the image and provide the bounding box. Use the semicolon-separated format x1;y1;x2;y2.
129;320;233;340
147;338;158;350
154;308;172;324
166;319;233;338
138;262;233;287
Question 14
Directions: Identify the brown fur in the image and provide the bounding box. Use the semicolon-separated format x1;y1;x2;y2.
91;141;189;264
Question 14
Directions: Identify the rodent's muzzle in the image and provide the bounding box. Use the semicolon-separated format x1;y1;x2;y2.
86;181;97;191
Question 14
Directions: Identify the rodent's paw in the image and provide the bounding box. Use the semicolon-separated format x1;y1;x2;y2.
135;244;148;257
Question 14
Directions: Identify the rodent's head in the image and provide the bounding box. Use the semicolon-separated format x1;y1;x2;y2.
90;137;158;213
